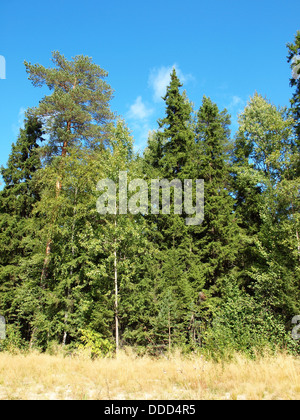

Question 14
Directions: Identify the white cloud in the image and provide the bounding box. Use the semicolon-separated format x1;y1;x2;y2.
127;96;153;120
126;96;155;152
148;64;194;102
226;95;246;117
148;65;173;102
12;107;26;137
131;120;153;154
126;64;194;151
229;95;244;108
225;95;246;134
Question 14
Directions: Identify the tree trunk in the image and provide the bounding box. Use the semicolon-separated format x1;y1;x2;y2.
114;218;119;353
296;227;300;263
40;125;70;283
29;327;36;350
40;239;51;285
62;316;68;346
291;200;300;263
62;187;77;346
61;138;69;158
168;310;171;354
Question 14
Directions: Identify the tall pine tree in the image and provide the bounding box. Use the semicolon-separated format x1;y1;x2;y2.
24;51;115;285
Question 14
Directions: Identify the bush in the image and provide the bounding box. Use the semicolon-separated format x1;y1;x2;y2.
0;324;28;354
203;279;297;359
78;329;115;358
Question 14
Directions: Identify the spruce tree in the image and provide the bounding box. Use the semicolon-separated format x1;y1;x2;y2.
287;30;300;146
1;116;44;216
143;69;203;350
157;68;195;178
0;116;44;335
194;96;239;293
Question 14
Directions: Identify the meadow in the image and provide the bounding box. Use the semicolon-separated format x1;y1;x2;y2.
0;350;299;400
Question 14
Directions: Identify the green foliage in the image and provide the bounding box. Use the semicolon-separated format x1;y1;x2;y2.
234;93;295;181
287;30;300;146
0;324;28;353
204;278;297;359
0;49;299;358
156;68;195;178
79;329;115;358
24;51;114;158
0;116;44;332
189;95;241;313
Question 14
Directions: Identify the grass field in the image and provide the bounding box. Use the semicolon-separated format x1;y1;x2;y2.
0;350;299;400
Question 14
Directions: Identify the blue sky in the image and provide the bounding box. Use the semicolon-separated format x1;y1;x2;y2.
0;0;299;180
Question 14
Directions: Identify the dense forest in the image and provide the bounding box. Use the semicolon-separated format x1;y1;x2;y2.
0;32;299;358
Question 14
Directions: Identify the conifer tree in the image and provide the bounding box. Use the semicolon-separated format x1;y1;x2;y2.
287;30;300;146
24;51;115;284
0;116;44;334
1;116;44;216
24;51;114;158
143;69;203;350
157;68;195;178
194;96;239;293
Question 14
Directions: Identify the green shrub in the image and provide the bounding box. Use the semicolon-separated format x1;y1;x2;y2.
78;329;115;358
0;324;28;354
203;279;297;359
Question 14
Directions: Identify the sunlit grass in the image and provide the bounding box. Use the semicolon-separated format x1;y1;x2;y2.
0;350;299;400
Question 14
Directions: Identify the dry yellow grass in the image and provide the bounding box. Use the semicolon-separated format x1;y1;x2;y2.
0;350;299;400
